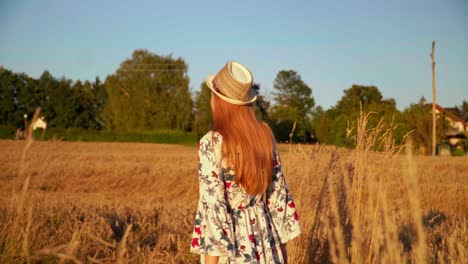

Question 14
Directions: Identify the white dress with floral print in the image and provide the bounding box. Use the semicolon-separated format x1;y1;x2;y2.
190;131;302;263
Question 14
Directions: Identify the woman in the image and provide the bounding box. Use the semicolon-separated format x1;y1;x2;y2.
190;61;301;264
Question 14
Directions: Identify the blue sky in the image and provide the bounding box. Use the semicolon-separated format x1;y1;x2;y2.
1;0;466;110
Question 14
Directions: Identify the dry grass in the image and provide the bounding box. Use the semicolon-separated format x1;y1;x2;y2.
0;116;467;263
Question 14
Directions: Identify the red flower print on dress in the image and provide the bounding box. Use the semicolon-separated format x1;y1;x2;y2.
255;252;260;261
225;181;232;188
223;229;228;235
191;238;199;247
277;207;284;212
194;226;201;235
250;218;256;225
240;245;246;251
294;211;299;221
249;234;255;243
237;204;244;210
288;201;295;208
274;158;279;167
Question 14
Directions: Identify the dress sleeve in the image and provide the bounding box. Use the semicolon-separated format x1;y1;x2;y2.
266;146;302;244
190;135;234;256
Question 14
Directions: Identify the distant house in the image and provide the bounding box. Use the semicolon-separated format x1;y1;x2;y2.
32;117;47;131
433;104;467;134
428;103;468;149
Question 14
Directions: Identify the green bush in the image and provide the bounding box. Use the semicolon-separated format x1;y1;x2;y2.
0;126;15;139
452;148;465;156
28;128;197;145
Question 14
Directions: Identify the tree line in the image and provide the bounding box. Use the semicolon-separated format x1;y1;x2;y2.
1;49;467;154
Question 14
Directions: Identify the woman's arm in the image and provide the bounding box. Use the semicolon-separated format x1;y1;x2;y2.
190;134;234;259
281;243;288;264
265;147;302;245
204;254;219;264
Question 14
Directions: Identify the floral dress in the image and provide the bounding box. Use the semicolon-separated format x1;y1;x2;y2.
190;131;302;263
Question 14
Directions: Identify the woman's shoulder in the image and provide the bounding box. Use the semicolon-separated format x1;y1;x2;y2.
198;131;223;162
199;130;223;149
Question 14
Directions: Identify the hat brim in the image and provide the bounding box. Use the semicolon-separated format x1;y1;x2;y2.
205;75;257;106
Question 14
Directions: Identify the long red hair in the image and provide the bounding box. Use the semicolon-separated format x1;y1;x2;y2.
211;93;275;195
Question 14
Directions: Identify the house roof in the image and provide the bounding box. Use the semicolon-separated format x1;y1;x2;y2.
427;103;467;124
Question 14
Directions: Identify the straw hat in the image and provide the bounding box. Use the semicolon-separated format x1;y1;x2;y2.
205;61;257;105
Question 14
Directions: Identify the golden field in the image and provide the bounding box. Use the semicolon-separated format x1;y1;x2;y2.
0;137;467;263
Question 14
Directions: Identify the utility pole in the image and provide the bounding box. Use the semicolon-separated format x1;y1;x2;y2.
431;41;436;156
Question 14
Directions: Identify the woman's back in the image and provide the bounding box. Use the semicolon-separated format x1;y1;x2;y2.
190;131;301;263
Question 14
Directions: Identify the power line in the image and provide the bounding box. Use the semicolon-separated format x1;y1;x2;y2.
121;63;187;65
120;64;187;72
119;69;187;72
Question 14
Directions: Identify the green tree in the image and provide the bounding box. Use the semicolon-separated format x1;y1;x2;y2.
0;69;43;128
314;84;402;147
335;85;383;112
16;73;38;119
0;67;18;126
0;67;109;130
91;77;107;129
401;103;446;155
193;82;212;136
313;106;335;145
457;100;468;121
38;70;59;126
103;50;192;131
270;70;315;141
71;80;94;129
48;76;77;128
252;83;270;121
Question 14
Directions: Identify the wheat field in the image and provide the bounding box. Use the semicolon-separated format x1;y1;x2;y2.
0;134;467;263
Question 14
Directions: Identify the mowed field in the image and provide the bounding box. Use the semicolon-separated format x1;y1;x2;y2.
0;139;467;263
